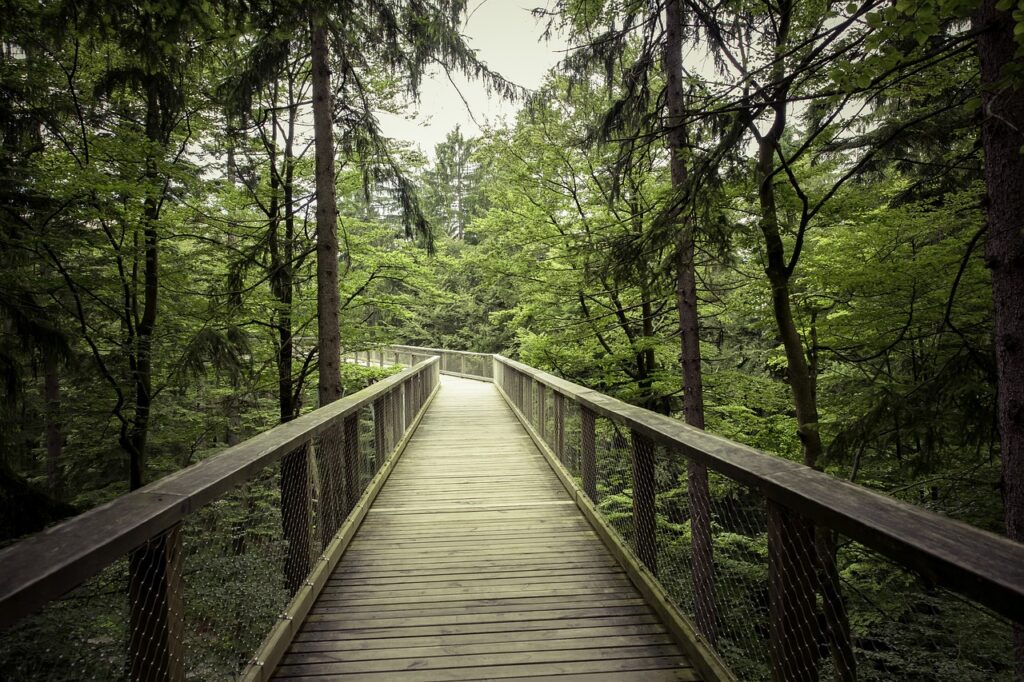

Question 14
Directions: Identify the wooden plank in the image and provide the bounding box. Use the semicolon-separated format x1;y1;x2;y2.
274;645;686;675
292;614;664;642
281;633;674;664
311;593;647;614
325;595;649;614
273;656;696;681
328;567;624;586
287;623;670;653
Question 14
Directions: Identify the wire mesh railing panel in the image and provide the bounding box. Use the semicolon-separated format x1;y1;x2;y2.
701;471;771;679
592;413;632;534
0;555;133;680
178;472;291;681
831;540;1016;681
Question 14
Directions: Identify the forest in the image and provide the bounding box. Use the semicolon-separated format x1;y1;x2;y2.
1;0;1023;680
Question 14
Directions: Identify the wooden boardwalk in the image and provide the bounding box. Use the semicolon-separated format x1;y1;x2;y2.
271;376;699;681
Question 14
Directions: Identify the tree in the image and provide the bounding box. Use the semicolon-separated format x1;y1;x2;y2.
974;0;1024;673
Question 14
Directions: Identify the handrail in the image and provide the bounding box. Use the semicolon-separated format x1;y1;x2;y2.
357;344;495;381
492;355;1024;621
0;356;440;632
388;343;492;358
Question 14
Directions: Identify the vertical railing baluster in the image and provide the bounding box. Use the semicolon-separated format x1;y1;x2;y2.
537;383;546;442
404;379;414;430
689;455;717;646
374;395;387;461
554;393;565;464
128;528;184;682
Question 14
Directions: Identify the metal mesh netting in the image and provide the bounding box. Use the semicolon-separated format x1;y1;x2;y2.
0;366;437;681
495;362;1020;681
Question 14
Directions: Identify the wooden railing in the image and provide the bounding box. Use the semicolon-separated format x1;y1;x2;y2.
0;357;440;681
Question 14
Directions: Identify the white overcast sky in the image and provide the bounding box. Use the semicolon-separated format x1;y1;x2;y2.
377;1;568;155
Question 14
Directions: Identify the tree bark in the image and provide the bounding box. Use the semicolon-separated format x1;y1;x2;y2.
975;1;1024;675
665;0;717;646
311;15;342;408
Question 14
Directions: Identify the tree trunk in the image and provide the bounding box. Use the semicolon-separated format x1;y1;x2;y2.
126;76;183;682
310;15;341;408
664;0;716;646
975;1;1024;675
124;80;163;492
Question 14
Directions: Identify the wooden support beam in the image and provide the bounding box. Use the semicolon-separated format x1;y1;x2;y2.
373;397;387;463
128;526;184;682
537;383;546;442
554;393;565;465
581;406;597;501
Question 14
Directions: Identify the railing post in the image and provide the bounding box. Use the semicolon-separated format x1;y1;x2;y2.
554;393;565;463
128;527;184;682
404;379;414;430
630;428;657;575
459;354;466;375
537;383;546;442
388;388;399;450
581;406;597;501
689;456;718;646
768;500;819;682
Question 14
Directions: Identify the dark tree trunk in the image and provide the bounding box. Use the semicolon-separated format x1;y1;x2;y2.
126;75;182;682
665;0;716;646
124;80;163;492
749;5;855;674
976;1;1024;675
310;16;342;408
263;62;311;595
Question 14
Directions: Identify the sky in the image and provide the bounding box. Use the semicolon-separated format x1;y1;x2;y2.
376;1;568;156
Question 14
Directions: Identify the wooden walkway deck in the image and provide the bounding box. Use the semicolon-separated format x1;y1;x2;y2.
271;376;699;681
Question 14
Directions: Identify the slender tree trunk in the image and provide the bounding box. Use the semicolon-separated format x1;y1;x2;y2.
124;80;162;492
664;0;716;646
42;354;63;500
127;76;183;682
751;8;853;673
261;67;312;595
976;2;1024;676
308;14;349;550
310;15;341;408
